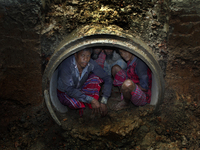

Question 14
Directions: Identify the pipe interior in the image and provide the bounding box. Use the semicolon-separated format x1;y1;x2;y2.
49;46;159;113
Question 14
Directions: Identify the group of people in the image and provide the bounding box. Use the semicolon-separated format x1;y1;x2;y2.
57;46;152;116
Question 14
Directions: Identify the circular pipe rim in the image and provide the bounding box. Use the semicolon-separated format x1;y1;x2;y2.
43;34;165;125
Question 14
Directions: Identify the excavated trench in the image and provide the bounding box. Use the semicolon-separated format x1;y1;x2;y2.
42;25;165;146
1;0;200;149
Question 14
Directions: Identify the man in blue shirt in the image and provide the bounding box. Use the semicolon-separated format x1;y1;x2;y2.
57;48;112;116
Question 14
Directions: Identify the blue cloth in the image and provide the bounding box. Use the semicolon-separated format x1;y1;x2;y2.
104;59;127;76
128;57;149;90
57;55;112;104
104;51;127;75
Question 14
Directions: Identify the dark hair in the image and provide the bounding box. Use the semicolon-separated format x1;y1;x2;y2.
92;46;103;50
80;48;93;54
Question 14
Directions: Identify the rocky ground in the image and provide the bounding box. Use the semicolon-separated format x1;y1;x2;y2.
0;64;200;150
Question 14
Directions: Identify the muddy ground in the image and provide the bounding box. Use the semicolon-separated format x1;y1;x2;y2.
0;64;200;150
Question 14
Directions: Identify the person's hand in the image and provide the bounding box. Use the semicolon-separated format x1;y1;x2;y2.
100;103;108;116
91;98;100;115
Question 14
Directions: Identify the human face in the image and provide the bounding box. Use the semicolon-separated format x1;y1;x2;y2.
75;50;91;69
104;49;114;60
119;49;134;62
92;48;102;60
93;48;102;55
104;49;113;56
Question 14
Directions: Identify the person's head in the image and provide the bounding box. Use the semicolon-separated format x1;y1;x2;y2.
75;48;92;69
119;49;134;62
104;47;114;60
91;47;103;60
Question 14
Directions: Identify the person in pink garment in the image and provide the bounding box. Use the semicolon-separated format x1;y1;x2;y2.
111;49;152;111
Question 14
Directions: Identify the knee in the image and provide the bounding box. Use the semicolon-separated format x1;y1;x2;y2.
121;79;135;91
111;65;122;77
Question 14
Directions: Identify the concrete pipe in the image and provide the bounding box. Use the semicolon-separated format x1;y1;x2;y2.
42;25;165;126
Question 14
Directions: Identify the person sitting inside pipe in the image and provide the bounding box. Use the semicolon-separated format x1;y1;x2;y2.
111;49;152;111
57;48;112;116
91;47;127;76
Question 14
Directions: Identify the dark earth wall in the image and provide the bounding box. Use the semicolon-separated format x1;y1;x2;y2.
0;0;200;125
41;0;170;74
168;0;200;67
0;0;43;124
167;0;200;99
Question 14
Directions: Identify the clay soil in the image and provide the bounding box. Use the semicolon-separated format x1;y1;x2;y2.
0;64;200;150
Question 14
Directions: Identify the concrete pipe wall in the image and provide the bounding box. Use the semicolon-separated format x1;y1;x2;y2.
42;25;165;126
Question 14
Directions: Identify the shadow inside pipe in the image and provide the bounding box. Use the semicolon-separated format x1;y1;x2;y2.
49;46;157;124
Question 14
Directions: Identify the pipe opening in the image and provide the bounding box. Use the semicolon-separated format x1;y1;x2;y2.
42;26;165;125
50;46;158;114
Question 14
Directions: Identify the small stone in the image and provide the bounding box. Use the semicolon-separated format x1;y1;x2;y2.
63;118;67;121
140;125;149;133
72;0;79;4
181;135;188;146
181;61;185;65
20;117;26;123
155;127;163;135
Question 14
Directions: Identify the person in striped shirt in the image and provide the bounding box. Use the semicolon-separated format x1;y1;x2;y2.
111;49;152;111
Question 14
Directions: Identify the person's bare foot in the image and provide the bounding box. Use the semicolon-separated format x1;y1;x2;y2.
111;100;130;111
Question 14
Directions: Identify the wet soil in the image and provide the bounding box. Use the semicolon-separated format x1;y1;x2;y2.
1;65;200;150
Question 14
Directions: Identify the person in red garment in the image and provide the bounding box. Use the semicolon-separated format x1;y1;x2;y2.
57;48;112;116
111;49;152;110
